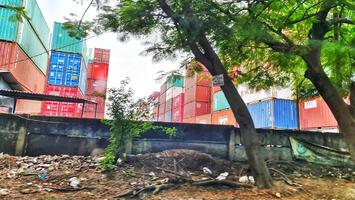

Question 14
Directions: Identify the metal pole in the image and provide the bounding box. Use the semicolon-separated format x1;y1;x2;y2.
94;103;97;118
81;102;85;118
13;98;17;114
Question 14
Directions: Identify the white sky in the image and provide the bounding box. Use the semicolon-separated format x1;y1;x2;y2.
37;0;181;98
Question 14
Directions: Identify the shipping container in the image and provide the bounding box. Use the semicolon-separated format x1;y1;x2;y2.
149;92;160;101
196;114;212;124
86;79;107;96
0;8;18;41
183;117;196;124
0;0;21;6
185;71;211;89
87;63;109;80
17;18;49;74
47;52;83;87
51;22;85;54
184;86;211;103
166;86;183;100
78;61;87;95
158;114;165;122
213;91;230;111
299;97;338;130
183;101;210;118
158;103;165;115
164;111;172;122
83;96;106;113
23;0;51;50
165;98;173;112
173;93;184;110
83;111;104;119
211;109;237;126
0;41;46;93
93;48;110;64
160;81;166;93
159;92;166;105
172;107;183;122
238;84;292;104
166;75;184;89
15;100;42;114
247;99;298;129
212;86;221;93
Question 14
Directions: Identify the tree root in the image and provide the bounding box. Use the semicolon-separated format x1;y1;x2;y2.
269;168;301;187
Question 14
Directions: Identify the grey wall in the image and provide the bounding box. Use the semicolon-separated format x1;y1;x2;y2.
0;113;348;162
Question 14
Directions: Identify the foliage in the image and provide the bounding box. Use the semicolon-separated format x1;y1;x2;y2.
101;78;175;170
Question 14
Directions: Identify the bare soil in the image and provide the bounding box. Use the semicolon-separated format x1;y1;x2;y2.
0;150;354;200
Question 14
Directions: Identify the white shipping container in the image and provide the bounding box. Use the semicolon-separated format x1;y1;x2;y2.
238;84;293;104
165;87;184;100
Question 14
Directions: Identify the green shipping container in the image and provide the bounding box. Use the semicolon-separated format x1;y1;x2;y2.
213;91;230;111
17;19;48;74
166;75;184;89
0;8;18;41
0;0;21;7
23;0;51;50
51;22;84;54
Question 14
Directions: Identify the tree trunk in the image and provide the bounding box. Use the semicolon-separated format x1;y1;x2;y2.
303;51;355;161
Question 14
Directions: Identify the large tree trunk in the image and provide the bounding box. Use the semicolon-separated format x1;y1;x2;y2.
303;51;355;161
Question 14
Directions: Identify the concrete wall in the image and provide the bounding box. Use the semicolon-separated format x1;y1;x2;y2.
0;113;348;162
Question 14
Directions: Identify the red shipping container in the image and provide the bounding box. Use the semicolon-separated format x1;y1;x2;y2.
183;117;196;124
173;93;184;110
160;82;167;93
172;107;184;122
158;114;165;121
185;71;211;89
165;98;173;112
196;114;212;124
93;48;110;64
87;63;109;80
185;86;211;103
83;112;105;119
86;79;108;96
299;97;338;130
183;101;211;118
211;109;237;127
212;86;222;93
159;92;166;105
0;41;46;93
84;96;106;113
159;103;165;115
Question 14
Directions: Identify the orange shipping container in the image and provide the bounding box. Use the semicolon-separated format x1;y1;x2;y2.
184;86;211;103
0;41;46;93
212;109;237;127
183;117;196;124
195;114;212;124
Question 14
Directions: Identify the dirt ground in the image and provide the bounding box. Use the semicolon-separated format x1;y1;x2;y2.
0;150;354;200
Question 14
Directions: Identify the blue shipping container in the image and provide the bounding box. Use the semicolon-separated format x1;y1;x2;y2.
247;99;298;129
48;52;83;87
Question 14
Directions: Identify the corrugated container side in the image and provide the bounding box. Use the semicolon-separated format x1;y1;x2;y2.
185;71;211;89
86;79;107;96
166;87;183;100
238;84;292;104
83;111;104;119
173;93;184;110
83;96;106;113
158;103;165;115
0;0;21;6
274;99;298;129
79;61;87;95
93;48;110;64
183;101;210;118
51;22;84;54
88;63;109;80
17;18;49;74
0;42;46;93
299;97;338;129
164;111;172;122
23;0;51;50
158;114;165;122
160;82;166;93
166;75;184;89
0;8;18;41
165;98;173;112
196;114;212;124
184;86;211;103
159;92;166;105
172;107;183;122
15;100;42;114
247;100;272;128
183;117;196;124
212;86;221;93
213;91;230;111
211;109;237;126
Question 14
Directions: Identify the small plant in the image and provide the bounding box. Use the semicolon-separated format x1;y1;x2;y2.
101;78;175;170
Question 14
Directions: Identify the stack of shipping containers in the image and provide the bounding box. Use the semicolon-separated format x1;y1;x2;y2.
183;67;212;123
149;91;160;121
84;48;110;118
41;22;87;117
0;0;50;114
158;76;184;122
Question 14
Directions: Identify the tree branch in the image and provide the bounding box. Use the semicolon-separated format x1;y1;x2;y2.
331;17;354;25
